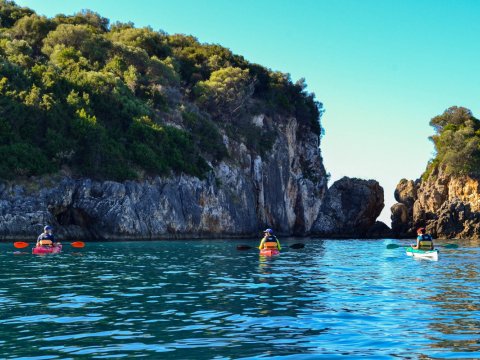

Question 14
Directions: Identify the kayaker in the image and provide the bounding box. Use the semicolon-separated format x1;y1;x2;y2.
258;228;281;250
36;225;56;247
412;227;434;250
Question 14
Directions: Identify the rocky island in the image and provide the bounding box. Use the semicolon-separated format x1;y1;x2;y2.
392;106;480;239
0;2;385;240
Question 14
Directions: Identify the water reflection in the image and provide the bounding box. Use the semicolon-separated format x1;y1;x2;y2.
423;241;480;354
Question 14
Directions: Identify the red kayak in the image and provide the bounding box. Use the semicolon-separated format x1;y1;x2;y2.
259;249;280;257
32;244;62;255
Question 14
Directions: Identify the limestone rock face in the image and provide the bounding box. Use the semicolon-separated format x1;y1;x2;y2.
0;115;333;240
391;166;480;239
0;115;387;240
312;177;385;238
394;179;418;208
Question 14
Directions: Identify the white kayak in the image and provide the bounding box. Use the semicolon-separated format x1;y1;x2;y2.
406;247;439;261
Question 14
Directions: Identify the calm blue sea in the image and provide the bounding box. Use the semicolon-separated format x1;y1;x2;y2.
0;239;479;359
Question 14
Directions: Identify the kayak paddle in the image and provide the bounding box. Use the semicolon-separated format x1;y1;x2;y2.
13;242;30;249
290;243;305;249
236;243;305;250
70;241;85;248
440;244;459;248
13;241;86;248
386;243;458;249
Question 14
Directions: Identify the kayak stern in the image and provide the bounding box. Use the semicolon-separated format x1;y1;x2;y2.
32;244;63;255
259;249;280;257
406;247;439;261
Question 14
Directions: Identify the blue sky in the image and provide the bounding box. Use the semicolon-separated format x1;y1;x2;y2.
15;0;480;224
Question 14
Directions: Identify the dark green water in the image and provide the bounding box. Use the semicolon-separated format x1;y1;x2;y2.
0;239;479;359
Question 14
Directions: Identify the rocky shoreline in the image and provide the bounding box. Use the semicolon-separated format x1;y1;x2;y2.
391;166;480;239
0;174;386;241
0;114;386;241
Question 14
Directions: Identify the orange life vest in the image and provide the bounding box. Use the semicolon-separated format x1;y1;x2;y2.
39;239;53;246
264;241;278;250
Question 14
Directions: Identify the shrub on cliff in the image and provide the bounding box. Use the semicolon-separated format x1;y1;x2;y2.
424;106;480;179
0;0;33;28
194;66;255;118
0;1;323;181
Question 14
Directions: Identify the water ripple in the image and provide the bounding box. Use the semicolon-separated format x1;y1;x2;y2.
0;239;479;358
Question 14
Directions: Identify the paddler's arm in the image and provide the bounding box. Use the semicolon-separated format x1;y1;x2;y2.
258;236;267;250
412;237;420;249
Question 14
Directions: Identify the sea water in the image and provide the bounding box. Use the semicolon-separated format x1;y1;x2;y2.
0;239;479;359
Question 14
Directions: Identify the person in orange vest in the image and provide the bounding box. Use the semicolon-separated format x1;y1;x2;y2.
258;228;281;250
36;225;56;247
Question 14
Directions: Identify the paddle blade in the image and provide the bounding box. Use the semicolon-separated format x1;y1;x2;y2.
442;243;459;249
386;244;401;249
13;242;30;249
70;241;85;248
290;243;305;249
237;245;252;250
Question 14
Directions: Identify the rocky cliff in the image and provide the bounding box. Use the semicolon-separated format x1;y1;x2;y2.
0;114;384;240
391;166;480;239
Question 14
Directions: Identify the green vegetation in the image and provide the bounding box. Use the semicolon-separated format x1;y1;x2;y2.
0;1;323;181
423;106;480;180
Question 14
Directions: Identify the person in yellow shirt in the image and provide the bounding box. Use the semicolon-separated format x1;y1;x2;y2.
258;229;281;250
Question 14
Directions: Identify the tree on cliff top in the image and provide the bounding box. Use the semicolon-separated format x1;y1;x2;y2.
194;66;255;118
424;106;480;179
0;1;323;181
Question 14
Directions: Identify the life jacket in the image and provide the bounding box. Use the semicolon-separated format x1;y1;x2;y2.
38;233;55;246
39;239;53;246
418;234;433;250
264;241;279;250
263;235;279;250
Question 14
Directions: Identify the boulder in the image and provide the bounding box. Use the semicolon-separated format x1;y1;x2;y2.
312;177;384;237
366;221;393;238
